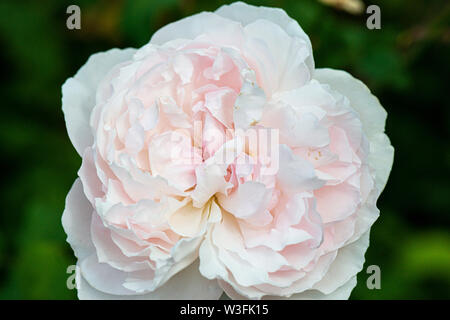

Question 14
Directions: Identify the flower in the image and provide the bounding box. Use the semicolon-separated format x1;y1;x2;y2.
62;1;393;300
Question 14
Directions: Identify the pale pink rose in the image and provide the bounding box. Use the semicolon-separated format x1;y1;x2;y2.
62;1;393;299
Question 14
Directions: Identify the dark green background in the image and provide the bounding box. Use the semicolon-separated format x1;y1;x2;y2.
0;0;448;299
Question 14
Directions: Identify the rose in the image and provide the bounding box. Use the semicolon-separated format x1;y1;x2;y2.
62;1;393;299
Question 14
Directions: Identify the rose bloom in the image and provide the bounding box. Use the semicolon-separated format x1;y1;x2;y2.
62;2;393;299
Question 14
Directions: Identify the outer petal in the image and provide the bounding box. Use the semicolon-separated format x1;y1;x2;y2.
150;12;243;48
77;259;223;300
62;48;136;155
312;231;370;295
215;2;310;43
62;179;95;260
284;276;357;300
215;1;313;70
79;253;137;296
218;272;357;300
314;68;394;193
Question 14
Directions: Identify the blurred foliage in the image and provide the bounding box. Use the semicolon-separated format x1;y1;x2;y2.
0;0;449;299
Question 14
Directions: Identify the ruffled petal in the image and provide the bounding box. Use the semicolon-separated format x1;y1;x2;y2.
62;179;95;260
314;68;394;193
62;48;136;155
77;259;223;300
